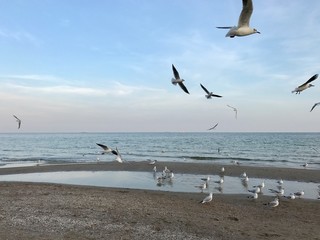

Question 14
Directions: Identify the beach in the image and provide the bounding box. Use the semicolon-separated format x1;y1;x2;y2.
0;162;319;240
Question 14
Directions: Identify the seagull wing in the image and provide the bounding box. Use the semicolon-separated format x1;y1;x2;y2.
216;26;233;29
211;93;222;98
208;123;218;131
200;83;210;94
310;102;320;112
96;143;111;151
172;64;180;80
303;74;318;85
238;0;253;27
178;82;189;94
13;115;21;129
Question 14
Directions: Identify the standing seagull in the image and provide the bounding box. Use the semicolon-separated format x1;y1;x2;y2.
227;105;238;119
13;115;22;129
216;0;260;38
200;84;222;99
292;74;318;94
171;64;189;94
199;192;213;204
310;102;320;112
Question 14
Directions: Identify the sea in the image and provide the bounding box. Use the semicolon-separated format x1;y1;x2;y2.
1;132;320;169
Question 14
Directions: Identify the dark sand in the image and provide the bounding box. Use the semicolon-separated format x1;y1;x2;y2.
0;162;319;240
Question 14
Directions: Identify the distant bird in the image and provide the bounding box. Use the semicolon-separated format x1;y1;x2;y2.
276;179;283;185
266;197;279;208
284;193;296;200
253;180;265;189
247;192;258;200
200;192;213;204
310;102;320;112
195;183;207;193
200;83;222;99
227;105;238;119
214;177;224;185
294;190;304;198
269;188;284;196
208;123;219;131
171;64;189;94
111;147;123;163
216;0;260;38
301;162;308;168
13;115;21;129
96;143;113;154
292;74;318;94
248;187;260;194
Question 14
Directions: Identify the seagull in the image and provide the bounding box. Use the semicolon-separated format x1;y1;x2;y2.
269;188;284;196
301;162;308;168
214;177;224;185
200;83;222;99
200;192;213;204
284;193;296;200
13;115;22;129
310;102;320;112
253;180;265;189
96;143;113;154
266;197;279;208
195;183;207;193
171;64;189;94
208;123;219;131
276;179;283;185
216;0;260;38
227;105;238;119
292;74;318;94
248;186;260;194
111;147;123;163
294;190;304;198
247;192;258;200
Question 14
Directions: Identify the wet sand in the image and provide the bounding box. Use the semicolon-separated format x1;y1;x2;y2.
0;162;319;239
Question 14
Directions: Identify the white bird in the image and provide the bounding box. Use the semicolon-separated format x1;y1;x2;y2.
310;102;320;112
227;105;238;119
247;192;258;199
240;172;247;178
217;0;260;38
253;180;265;189
201;176;210;182
171;64;189;94
214;177;224;185
248;187;260;194
269;188;284;196
13;115;22;129
284;193;296;200
266;197;279;208
220;167;225;174
301;162;308;168
276;179;283;185
153;166;157;173
111;147;123;163
200;83;222;99
294;190;305;198
200;192;213;204
292;74;318;94
96;143;113;154
208;123;219;131
195;183;207;193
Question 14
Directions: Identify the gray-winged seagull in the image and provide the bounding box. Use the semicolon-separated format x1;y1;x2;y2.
292;74;318;94
310;102;320;112
200;83;222;99
217;0;260;38
171;64;189;94
96;143;113;154
13;115;21;129
227;105;238;119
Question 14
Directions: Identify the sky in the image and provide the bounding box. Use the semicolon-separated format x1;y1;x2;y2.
1;0;320;132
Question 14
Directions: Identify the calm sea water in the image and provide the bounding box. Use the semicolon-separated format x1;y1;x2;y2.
0;132;320;169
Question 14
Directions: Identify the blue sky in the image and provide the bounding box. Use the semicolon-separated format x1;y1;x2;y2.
1;0;320;132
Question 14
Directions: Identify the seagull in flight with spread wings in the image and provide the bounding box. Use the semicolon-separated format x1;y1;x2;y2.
227;105;238;119
208;123;219;131
200;84;222;99
292;74;318;94
216;0;260;38
171;64;189;94
310;102;320;112
13;115;22;129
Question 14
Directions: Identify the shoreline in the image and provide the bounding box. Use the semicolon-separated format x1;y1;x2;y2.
0;182;319;240
0;161;319;183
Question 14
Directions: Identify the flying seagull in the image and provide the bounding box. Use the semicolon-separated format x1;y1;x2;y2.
111;147;124;163
310;102;320;112
171;64;189;94
208;123;218;131
200;84;222;99
216;0;260;38
227;105;238;119
96;143;113;154
13;115;21;129
292;74;318;94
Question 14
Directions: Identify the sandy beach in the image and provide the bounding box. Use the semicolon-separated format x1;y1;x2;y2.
0;162;319;240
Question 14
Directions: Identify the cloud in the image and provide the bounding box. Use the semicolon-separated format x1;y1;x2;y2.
0;27;41;46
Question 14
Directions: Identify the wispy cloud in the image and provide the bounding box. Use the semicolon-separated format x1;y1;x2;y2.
0;27;41;46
